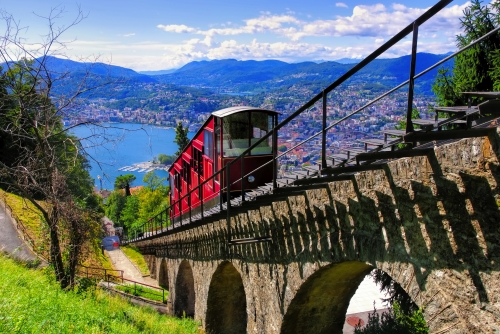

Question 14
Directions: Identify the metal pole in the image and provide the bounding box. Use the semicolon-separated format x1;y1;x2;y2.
321;91;327;169
199;172;203;220
272;114;278;189
405;22;418;134
188;191;192;224
226;165;231;243
179;198;183;226
241;152;245;202
219;171;223;213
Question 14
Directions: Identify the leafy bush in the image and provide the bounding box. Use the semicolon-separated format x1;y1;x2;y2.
354;302;428;334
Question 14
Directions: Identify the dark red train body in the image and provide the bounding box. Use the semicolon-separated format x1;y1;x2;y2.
168;106;279;221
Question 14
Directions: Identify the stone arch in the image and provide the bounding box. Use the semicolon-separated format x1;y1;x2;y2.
158;258;169;290
206;261;247;334
281;261;373;334
174;260;195;318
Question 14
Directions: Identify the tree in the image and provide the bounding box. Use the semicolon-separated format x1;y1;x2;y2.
114;174;136;196
143;171;167;192
157;153;175;165
174;122;189;156
353;270;428;333
137;188;169;223
0;7;117;288
433;0;500;106
354;302;428;334
120;195;140;229
105;191;126;224
278;145;288;153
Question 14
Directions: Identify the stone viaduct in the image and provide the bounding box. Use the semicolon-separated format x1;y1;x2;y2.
131;129;500;334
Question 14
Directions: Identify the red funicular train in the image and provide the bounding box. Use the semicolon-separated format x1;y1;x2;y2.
168;106;279;221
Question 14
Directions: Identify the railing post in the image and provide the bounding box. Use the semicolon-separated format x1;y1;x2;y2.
226;165;231;243
322;91;327;169
179;198;183;226
199;172;203;220
188;189;192;224
272;114;278;189
406;22;418;134
219;171;224;213
160;211;163;232
241;153;245;202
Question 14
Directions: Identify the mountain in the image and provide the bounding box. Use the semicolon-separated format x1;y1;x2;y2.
41;56;156;81
334;58;364;64
1;53;453;99
138;69;178;75
152;53;453;95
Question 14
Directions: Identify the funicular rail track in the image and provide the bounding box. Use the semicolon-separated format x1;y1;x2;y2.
123;0;500;247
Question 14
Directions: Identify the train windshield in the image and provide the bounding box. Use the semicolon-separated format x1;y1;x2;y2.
222;111;273;157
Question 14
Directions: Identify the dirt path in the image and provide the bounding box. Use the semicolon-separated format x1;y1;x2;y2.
0;201;38;262
106;248;145;283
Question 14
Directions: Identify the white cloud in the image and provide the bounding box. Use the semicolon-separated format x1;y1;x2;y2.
157;3;466;42
157;24;196;33
121;33;135;37
72;2;470;70
336;2;348;8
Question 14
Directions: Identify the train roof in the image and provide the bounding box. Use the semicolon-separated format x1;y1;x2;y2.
211;106;279;118
168;106;279;174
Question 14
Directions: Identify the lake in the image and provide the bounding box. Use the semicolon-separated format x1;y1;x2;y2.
69;123;193;189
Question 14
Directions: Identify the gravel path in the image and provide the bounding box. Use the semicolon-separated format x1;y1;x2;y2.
0;201;38;262
106;248;145;283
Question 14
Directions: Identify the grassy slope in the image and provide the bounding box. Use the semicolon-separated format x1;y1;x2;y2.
0;189;114;269
121;245;150;275
0;189;48;256
0;255;200;334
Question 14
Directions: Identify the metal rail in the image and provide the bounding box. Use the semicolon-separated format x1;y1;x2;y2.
124;0;500;245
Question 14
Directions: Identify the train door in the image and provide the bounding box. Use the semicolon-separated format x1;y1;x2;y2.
203;128;215;199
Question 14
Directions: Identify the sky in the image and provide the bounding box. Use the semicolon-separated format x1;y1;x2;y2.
0;0;473;71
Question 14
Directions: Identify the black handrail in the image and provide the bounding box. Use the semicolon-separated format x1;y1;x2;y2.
124;0;500;244
105;274;167;304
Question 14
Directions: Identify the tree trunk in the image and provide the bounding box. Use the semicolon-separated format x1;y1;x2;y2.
49;207;68;289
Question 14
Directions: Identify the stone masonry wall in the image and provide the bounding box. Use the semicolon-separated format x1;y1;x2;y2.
135;129;500;334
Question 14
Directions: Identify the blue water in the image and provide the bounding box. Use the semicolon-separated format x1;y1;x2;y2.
69;123;193;189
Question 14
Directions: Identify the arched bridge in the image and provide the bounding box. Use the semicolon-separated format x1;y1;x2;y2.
131;130;500;333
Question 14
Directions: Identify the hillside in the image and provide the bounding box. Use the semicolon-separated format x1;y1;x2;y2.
0;254;200;333
154;53;453;95
0;52;453;101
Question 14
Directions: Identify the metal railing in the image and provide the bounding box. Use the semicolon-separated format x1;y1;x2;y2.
105;274;167;304
125;0;500;244
76;264;124;280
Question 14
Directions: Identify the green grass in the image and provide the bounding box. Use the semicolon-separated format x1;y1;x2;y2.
1;189;116;270
114;283;169;303
121;245;150;275
0;254;201;334
0;189;48;257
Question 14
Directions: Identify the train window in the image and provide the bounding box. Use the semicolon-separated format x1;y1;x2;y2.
222;111;250;157
221;111;273;157
169;174;174;193
251;112;273;155
175;172;181;191
183;160;191;184
193;148;203;175
204;130;214;160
